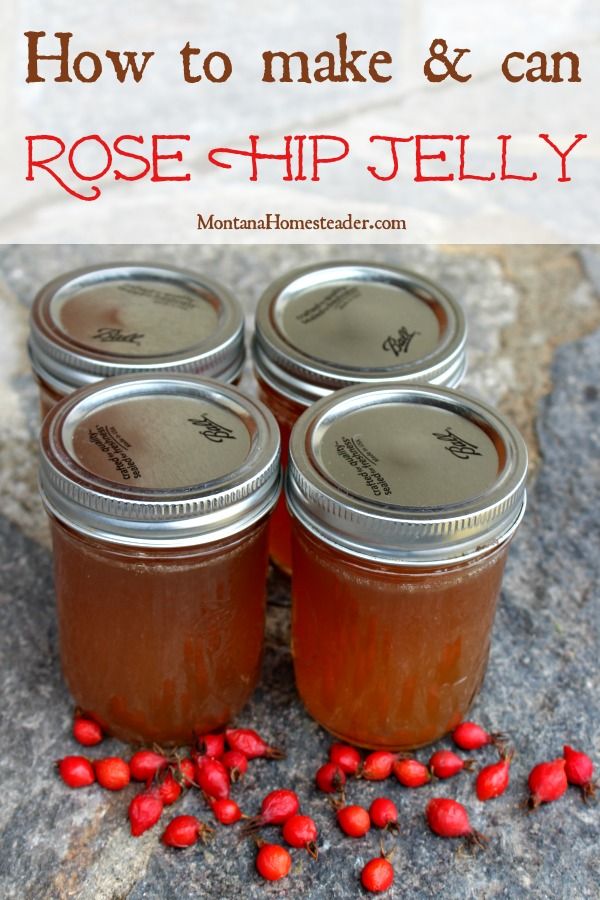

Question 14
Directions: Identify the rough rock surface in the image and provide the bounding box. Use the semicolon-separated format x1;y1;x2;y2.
0;245;598;898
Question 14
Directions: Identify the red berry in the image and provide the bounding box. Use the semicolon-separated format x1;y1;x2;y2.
476;755;512;801
242;789;300;834
195;732;225;759
563;745;596;801
426;798;487;847
130;750;167;782
156;771;182;806
369;797;399;831
361;751;397;781
361;856;394;893
221;750;248;781
452;721;502;751
282;815;318;857
57;756;95;788
210;797;242;826
393;758;430;788
195;756;230;800
259;789;300;824
94;757;130;791
337;804;370;838
329;743;361;776
429;750;473;779
72;715;103;747
177;757;195;787
161;814;212;847
225;727;284;760
255;843;292;881
129;792;164;837
528;759;568;808
315;762;346;794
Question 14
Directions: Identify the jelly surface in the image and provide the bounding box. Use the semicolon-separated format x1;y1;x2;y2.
256;377;306;575
51;517;270;744
291;523;511;750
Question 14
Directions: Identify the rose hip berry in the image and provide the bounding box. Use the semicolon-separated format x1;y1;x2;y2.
282;815;318;858
369;797;399;832
360;751;397;781
528;759;568;808
72;715;103;747
225;727;284;760
221;750;248;781
452;721;504;752
94;757;130;791
393;758;431;788
255;843;292;881
130;750;167;782
129;791;164;837
429;750;473;779
315;762;346;794
161;815;213;848
336;803;371;838
195;732;225;760
476;753;512;802
329;743;361;776
361;855;394;893
563;745;596;801
176;757;195;787
156;771;182;806
195;757;230;800
57;756;95;788
209;797;243;826
242;789;300;834
426;798;487;847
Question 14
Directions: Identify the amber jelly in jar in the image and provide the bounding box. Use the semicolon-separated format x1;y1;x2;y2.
29;262;246;418
286;383;527;750
253;261;468;574
39;374;280;745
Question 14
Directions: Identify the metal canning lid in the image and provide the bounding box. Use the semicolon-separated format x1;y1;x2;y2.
29;263;246;392
253;262;467;405
287;384;528;565
39;375;281;547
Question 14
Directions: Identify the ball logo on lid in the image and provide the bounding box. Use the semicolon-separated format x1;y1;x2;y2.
432;426;483;460
91;326;145;347
382;326;420;357
188;413;237;444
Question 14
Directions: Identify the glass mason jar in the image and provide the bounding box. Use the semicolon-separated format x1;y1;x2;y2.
253;261;468;574
29;262;246;419
39;374;280;744
286;383;528;750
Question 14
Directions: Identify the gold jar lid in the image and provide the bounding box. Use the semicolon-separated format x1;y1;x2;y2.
254;261;467;405
29;263;245;393
39;375;281;547
287;383;527;565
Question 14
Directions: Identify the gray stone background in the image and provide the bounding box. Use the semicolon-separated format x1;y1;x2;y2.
0;244;598;899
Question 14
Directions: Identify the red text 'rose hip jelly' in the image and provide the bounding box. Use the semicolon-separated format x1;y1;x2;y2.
29;263;245;417
253;261;468;573
39;374;280;744
286;383;527;750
